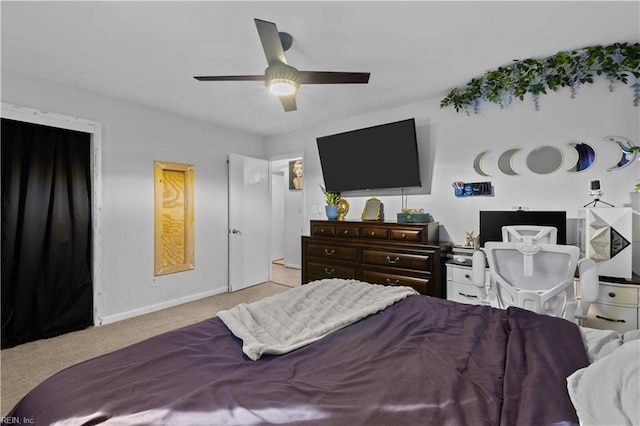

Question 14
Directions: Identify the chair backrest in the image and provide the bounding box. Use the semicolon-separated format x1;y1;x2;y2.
501;225;558;244
483;241;579;318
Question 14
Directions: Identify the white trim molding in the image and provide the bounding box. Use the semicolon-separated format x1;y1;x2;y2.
99;287;228;325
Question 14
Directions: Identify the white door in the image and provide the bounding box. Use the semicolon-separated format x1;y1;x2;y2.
228;153;270;291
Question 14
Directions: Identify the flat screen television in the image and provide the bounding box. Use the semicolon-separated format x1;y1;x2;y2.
479;210;567;247
316;118;421;192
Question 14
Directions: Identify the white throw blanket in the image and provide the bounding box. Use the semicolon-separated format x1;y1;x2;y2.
217;279;418;360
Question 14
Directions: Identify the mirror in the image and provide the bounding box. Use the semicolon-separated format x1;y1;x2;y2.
526;145;564;175
497;148;521;176
567;142;596;173
361;197;383;221
336;199;350;221
604;136;637;171
473;151;492;177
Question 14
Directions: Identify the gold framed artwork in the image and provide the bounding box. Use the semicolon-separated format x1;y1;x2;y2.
154;160;195;276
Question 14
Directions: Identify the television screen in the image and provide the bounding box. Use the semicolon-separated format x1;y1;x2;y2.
479;210;567;247
316;118;421;192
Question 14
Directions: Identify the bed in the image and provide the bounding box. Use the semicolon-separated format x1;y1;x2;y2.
4;279;638;425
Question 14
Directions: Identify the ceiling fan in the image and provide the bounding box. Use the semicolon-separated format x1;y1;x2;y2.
194;19;370;112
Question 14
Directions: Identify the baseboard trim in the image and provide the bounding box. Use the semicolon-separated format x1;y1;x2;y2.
98;286;228;326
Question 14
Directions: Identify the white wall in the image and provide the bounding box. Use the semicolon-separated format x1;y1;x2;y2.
283;160;303;268
270;171;285;261
2;69;265;323
268;156;304;268
4;69;639;323
264;82;640;247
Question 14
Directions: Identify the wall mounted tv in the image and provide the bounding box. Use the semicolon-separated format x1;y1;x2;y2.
479;210;567;247
316;118;421;192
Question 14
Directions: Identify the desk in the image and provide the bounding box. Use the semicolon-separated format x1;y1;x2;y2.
447;261;640;332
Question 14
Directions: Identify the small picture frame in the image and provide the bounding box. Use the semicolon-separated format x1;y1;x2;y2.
289;159;303;190
361;197;383;221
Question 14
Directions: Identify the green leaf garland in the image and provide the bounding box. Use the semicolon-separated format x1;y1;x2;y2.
441;42;640;114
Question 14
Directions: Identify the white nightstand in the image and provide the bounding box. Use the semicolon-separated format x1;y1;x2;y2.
576;276;640;333
446;262;489;306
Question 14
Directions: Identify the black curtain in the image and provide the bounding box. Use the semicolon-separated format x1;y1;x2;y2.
2;118;93;348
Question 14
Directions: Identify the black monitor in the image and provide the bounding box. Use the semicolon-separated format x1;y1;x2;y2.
479;210;567;247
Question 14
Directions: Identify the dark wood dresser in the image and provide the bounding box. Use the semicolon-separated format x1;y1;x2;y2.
302;220;451;298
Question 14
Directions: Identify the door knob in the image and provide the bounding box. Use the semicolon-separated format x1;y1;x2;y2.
231;228;243;235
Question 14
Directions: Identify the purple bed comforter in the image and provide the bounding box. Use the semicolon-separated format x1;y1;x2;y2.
6;295;589;425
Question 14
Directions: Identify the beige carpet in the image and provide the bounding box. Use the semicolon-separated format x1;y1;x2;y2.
1;282;290;416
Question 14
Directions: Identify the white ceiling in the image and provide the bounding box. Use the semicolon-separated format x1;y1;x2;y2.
2;1;638;137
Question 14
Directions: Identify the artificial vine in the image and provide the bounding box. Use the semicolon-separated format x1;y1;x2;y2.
440;42;640;114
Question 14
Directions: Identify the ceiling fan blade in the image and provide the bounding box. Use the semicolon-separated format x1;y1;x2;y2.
194;75;265;81
255;19;288;66
279;94;297;112
298;71;370;85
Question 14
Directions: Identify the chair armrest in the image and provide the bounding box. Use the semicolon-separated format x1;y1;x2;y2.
577;258;598;318
472;250;486;289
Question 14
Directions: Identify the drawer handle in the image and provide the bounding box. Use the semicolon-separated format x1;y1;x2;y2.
386;278;401;285
464;273;471;279
324;268;335;275
608;292;616;298
386;256;400;264
401;233;407;239
319;228;326;233
458;292;478;299
595;315;626;323
324;249;335;256
370;231;376;237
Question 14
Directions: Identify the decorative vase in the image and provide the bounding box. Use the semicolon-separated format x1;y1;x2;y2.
325;205;339;221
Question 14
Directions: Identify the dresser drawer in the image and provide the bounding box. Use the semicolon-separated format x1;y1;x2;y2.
307;261;357;279
362;249;433;272
335;225;360;238
362;270;430;294
595;283;639;307
582;302;638;333
361;227;389;240
306;244;357;261
450;266;489;285
451;266;475;284
311;224;335;237
389;228;423;243
447;281;484;305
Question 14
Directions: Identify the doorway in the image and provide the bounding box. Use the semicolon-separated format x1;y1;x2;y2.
269;154;303;288
1;103;103;337
2;118;93;348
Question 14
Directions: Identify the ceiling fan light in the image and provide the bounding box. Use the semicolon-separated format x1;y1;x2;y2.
268;79;298;96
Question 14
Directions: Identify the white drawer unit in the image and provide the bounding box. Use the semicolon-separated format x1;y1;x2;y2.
446;263;489;306
577;279;640;333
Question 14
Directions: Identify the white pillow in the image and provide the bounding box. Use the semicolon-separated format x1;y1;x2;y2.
567;340;640;426
579;326;622;363
623;329;640;343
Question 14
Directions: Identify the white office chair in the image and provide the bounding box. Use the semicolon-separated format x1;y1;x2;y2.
471;242;598;322
501;225;558;244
